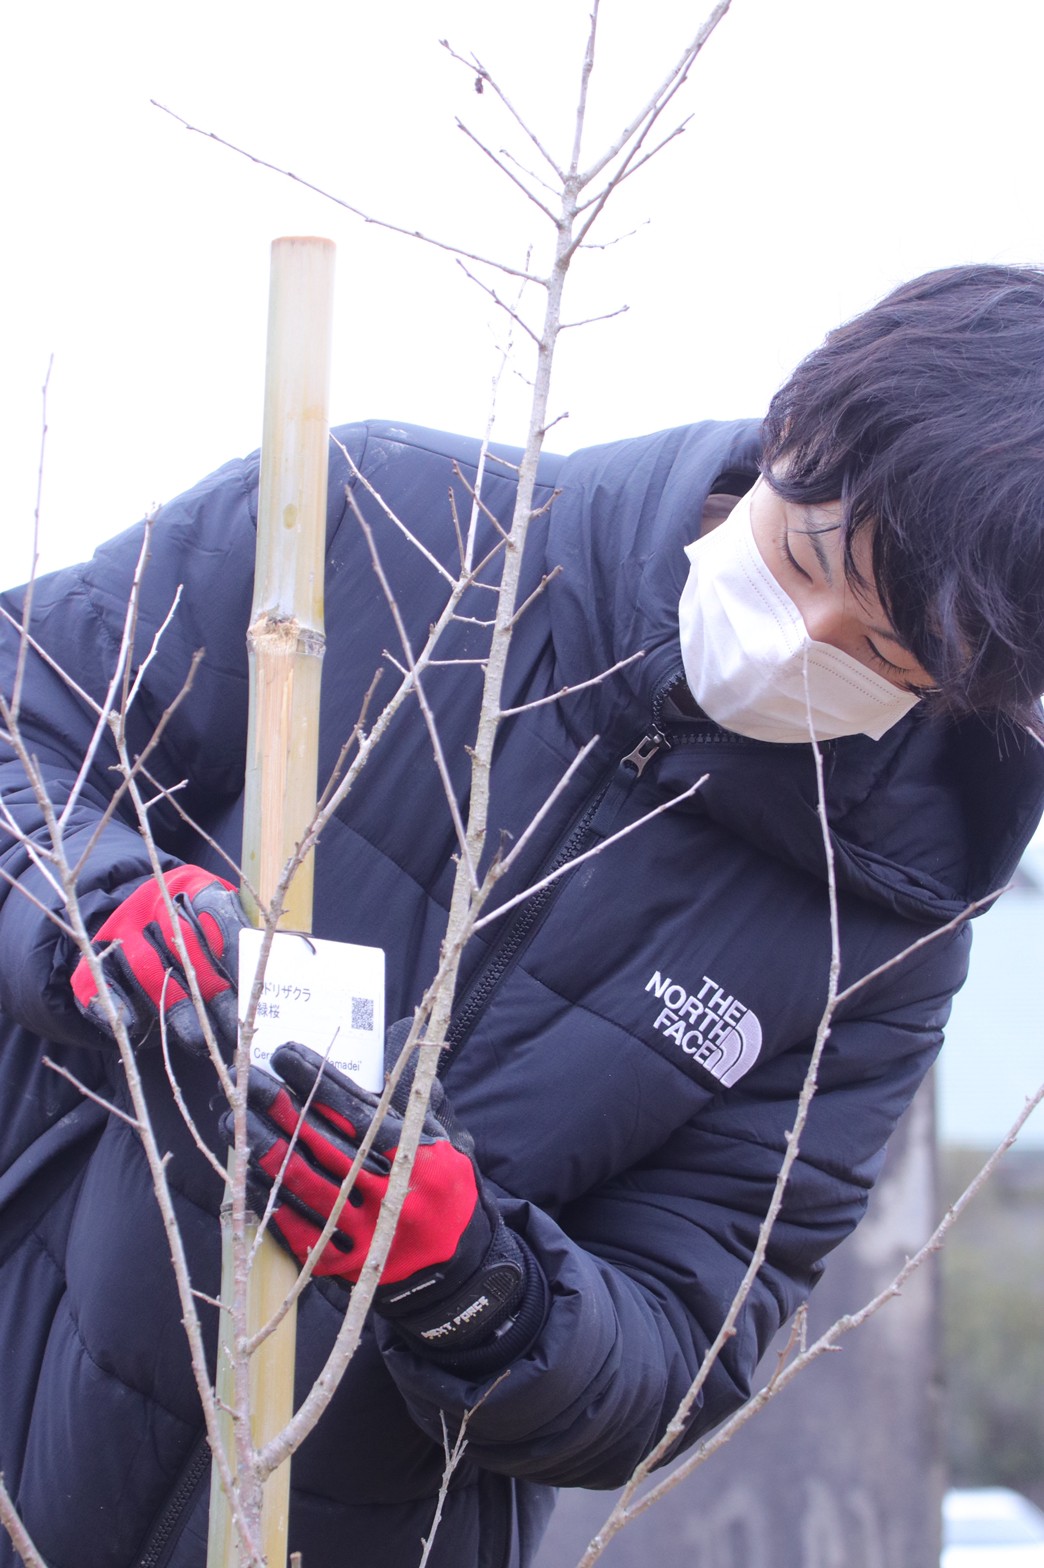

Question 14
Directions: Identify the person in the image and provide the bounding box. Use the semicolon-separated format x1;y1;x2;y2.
1;263;1043;1568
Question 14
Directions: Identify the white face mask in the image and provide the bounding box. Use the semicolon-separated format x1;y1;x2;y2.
677;490;920;744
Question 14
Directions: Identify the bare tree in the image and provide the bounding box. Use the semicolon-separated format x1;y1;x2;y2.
3;8;735;1562
1;5;1040;1567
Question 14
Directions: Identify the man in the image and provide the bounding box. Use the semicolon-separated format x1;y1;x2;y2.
1;265;1043;1567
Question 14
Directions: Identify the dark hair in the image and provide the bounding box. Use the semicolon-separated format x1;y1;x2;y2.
761;264;1044;734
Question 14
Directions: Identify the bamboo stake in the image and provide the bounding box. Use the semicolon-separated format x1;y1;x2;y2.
207;236;335;1568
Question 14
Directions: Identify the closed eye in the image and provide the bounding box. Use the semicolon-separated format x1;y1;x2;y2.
780;527;813;582
866;638;936;695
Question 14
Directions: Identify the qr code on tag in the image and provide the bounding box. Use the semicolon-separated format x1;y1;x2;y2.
351;996;375;1032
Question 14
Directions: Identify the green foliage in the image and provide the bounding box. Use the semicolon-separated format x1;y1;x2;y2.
939;1146;1044;1505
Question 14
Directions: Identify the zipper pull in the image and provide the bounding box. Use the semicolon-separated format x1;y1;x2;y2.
590;726;670;842
621;725;669;778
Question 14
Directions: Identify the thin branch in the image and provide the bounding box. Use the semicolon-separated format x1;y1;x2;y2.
425;659;489;670
157;987;230;1185
0;729;85;911
418;1372;511;1568
473;775;706;930
351;505;478;888
566;0;601;180
135;764;261;906
575;118;692;214
41;1058;142;1129
481;450;524;477
481;736;600;883
151;102;544;286
578;219;651;251
0;861;76;937
834;887;1005;1007
49;877;252;1554
381;652;410;680
333;443;456;587
616;1073;1044;1531
333;440;515;591
766;1303;809;1393
569;4;732;259
498;145;560;200
0;1473;47;1568
314;674;383;817
447;482;468;572
10;358;52;723
575;682;844;1567
461;264;535;584
263;24;688;1432
505;564;562;628
497;650;642;716
0;569;174;886
440;40;566;182
450;460;514;548
559;304;629;331
121;584;187;715
54;524;160;837
70;642;204;880
455;261;542;346
578;1;731;187
0;604;101;716
454;118;558;223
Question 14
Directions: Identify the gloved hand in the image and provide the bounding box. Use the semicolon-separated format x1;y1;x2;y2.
71;865;247;1056
229;1041;541;1359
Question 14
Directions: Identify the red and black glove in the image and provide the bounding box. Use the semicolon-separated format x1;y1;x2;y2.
71;865;247;1056
229;1041;545;1362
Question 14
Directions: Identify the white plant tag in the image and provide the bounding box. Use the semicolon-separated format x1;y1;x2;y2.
238;929;385;1092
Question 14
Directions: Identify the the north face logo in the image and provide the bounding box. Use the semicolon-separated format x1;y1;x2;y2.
645;971;762;1086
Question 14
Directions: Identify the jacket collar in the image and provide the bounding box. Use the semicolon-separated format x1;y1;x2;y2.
545;420;1044;924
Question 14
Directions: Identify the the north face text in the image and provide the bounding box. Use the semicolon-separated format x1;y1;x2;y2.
646;971;762;1086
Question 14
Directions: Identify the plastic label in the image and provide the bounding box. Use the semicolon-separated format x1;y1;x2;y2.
238;928;385;1091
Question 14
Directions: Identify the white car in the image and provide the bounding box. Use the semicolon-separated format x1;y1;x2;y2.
943;1489;1044;1566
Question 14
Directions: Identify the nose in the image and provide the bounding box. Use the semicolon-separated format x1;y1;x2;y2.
798;600;845;650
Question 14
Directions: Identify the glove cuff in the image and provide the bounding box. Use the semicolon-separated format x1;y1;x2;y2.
378;1218;522;1345
379;1220;546;1370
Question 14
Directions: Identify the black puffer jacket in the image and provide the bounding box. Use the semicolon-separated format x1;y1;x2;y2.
1;420;1041;1568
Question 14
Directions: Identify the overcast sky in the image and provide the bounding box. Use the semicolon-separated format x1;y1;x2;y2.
7;0;1044;576
4;0;1043;1143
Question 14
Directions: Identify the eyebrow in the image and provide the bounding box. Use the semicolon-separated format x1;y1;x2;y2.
805;529;834;584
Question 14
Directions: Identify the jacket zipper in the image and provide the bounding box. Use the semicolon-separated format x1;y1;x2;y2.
444;720;671;1053
137;1436;209;1568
